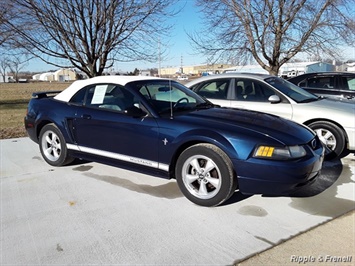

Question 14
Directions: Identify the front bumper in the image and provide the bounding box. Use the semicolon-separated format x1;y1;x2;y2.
233;148;324;195
345;126;355;151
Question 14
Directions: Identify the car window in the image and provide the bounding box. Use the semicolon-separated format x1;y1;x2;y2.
265;77;318;103
306;76;335;89
343;76;355;91
69;87;87;105
234;79;275;102
133;81;203;114
193;79;230;99
81;84;136;112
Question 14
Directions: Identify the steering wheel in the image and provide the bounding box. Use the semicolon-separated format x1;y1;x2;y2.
173;97;189;108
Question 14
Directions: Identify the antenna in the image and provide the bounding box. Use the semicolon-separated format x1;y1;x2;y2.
158;38;161;77
169;79;173;119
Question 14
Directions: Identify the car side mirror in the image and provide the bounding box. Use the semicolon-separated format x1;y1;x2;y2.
124;106;147;118
268;95;281;103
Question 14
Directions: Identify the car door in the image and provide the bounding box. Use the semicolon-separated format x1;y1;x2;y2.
72;84;160;163
230;79;293;120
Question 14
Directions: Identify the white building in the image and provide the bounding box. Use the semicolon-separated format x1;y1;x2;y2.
54;68;76;81
0;76;14;83
279;61;336;77
223;65;269;74
32;68;76;81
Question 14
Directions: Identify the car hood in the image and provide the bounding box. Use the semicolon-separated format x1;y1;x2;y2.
306;98;355;111
175;107;315;145
292;98;355;128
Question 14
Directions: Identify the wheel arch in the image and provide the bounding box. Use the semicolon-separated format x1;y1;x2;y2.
35;119;55;140
35;117;73;144
167;132;238;179
303;118;349;144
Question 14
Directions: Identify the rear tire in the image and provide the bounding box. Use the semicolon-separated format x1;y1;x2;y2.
175;143;237;207
39;123;74;166
308;121;346;160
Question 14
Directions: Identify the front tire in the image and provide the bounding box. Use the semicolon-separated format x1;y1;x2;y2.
175;143;237;207
308;121;346;160
39;123;74;166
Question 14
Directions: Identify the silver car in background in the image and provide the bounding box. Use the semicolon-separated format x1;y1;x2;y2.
186;73;355;160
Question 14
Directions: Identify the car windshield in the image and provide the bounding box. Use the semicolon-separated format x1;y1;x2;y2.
128;80;208;115
265;77;319;103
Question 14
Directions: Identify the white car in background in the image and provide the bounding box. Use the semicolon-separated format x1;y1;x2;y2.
177;75;188;81
186;73;355;160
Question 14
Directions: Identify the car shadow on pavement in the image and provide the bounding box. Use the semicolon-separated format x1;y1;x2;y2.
82;171;184;200
289;158;344;197
222;192;253;206
222;157;355;210
288;158;355;217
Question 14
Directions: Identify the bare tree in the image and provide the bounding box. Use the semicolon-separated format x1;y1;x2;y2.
5;0;176;77
7;56;28;82
0;0;16;46
0;57;10;82
190;0;355;75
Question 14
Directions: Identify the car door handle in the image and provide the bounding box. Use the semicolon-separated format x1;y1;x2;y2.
81;114;91;120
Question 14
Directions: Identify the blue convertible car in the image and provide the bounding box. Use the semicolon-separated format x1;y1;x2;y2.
25;76;324;206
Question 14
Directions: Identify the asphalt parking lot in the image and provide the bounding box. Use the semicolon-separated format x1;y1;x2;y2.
1;137;354;265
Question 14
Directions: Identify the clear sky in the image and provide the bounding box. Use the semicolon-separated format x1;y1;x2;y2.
23;0;354;73
116;0;205;72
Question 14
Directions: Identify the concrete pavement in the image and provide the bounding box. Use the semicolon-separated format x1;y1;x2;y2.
238;210;355;265
1;137;354;265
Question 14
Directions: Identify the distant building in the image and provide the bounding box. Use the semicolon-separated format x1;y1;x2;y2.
160;64;234;77
165;61;337;78
32;74;41;80
39;72;55;81
139;70;151;76
337;62;355;72
279;61;336;78
32;68;77;81
0;76;15;83
54;68;76;81
305;62;335;72
223;65;268;74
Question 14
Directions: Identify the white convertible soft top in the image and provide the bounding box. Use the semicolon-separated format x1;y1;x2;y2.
54;75;162;102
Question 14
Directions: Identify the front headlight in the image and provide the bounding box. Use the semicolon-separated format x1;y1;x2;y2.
253;145;307;160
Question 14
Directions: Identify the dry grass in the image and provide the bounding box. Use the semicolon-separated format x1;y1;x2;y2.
0;82;72;139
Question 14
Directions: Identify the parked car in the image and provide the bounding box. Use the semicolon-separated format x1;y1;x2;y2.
177;75;188;81
186;73;355;159
287;72;355;102
24;76;324;207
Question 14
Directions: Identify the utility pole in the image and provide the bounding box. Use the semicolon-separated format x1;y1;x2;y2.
158;39;161;77
180;55;183;74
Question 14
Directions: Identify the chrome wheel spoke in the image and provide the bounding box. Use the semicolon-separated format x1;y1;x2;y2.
323;131;333;141
204;159;215;173
205;176;219;188
198;182;208;196
327;140;336;148
186;174;199;184
45;135;52;144
45;146;53;155
190;158;201;173
53;147;60;158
